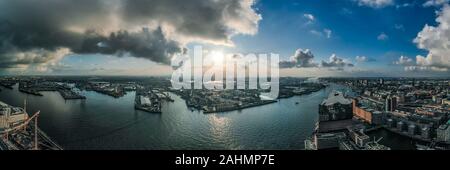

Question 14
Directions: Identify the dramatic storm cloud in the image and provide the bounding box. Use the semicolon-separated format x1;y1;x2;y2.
0;0;261;71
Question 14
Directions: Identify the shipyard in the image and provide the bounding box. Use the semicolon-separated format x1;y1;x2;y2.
0;100;62;150
135;87;174;113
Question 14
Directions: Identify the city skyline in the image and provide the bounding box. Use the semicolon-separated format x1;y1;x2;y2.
1;0;450;77
3;1;450;165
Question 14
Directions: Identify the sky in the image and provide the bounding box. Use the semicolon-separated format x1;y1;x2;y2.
1;0;450;77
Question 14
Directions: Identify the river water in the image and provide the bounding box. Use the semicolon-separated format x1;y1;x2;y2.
0;83;411;150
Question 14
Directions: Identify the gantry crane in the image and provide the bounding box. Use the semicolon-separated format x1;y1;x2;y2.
1;111;40;150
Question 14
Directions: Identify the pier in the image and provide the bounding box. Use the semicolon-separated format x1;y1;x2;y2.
134;88;173;113
17;81;85;100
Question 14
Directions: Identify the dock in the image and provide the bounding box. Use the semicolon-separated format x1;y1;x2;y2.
202;100;277;114
134;88;173;113
17;81;86;100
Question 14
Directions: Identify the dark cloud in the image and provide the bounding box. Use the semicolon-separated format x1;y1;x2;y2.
0;0;261;71
121;0;254;42
76;27;184;64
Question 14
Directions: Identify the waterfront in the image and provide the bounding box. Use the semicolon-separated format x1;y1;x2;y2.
367;129;417;150
0;83;410;150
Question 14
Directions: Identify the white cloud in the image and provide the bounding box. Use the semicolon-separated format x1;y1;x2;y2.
310;29;332;38
279;49;318;68
355;0;394;8
394;24;405;30
341;8;353;15
280;49;354;71
412;4;450;71
310;30;323;37
396;3;413;9
423;0;449;7
356;56;368;62
0;48;71;72
356;56;376;62
324;29;332;38
303;13;315;22
304;14;331;39
321;54;354;70
404;65;448;72
377;32;389;40
395;54;449;72
394;56;415;66
303;13;315;26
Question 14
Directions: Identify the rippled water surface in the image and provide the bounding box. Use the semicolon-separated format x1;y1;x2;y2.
1;84;354;150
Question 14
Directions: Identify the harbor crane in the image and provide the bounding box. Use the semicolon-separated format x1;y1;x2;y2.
1;111;40;150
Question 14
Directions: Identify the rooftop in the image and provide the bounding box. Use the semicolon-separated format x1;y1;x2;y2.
318;119;354;133
438;124;449;130
321;91;352;106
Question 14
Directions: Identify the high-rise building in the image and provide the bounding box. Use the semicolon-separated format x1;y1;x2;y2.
372;111;383;125
408;124;415;136
385;98;391;112
397;121;404;131
396;95;405;103
437;122;450;142
387;119;395;128
421;126;431;139
385;96;397;112
392;97;397;110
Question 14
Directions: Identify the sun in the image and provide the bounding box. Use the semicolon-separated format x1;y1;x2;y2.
210;51;224;66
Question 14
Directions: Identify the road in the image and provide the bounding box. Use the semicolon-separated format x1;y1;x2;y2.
0;140;7;150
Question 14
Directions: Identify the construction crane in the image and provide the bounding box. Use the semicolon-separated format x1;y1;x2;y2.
374;137;383;143
23;98;27;131
1;111;40;150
